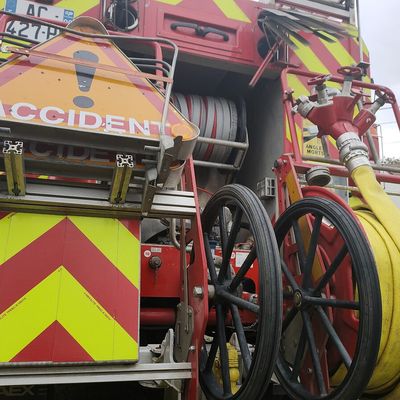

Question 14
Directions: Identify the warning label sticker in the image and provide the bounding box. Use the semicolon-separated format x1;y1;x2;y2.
304;137;325;157
303;123;324;157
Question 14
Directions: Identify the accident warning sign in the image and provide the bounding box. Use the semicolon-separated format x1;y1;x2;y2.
0;20;197;141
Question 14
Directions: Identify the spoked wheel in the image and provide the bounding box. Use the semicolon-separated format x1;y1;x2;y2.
274;197;382;400
200;184;282;400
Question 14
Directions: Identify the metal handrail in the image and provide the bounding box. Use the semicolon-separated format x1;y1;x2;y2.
302;0;351;10
302;156;400;174
277;0;352;18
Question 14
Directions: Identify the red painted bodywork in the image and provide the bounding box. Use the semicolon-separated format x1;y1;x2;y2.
140;244;258;298
1;0;357;71
141;0;263;66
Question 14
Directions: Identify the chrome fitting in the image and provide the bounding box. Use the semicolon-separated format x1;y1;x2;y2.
296;95;315;117
193;286;204;299
336;132;370;174
305;166;331;187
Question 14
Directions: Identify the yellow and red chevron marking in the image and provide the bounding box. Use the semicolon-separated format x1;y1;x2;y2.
156;0;251;23
284;32;369;155
287;32;371;97
0;213;140;363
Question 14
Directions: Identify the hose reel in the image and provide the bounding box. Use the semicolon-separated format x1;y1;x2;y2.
171;94;247;167
292;66;400;397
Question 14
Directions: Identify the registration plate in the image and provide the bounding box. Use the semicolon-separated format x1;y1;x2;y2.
4;0;74;42
5;20;61;42
5;0;74;23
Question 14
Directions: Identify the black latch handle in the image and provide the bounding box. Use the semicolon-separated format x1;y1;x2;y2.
170;22;199;32
170;22;229;42
198;27;229;41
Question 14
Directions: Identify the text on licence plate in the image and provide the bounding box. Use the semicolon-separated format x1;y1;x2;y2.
5;0;74;23
5;20;60;42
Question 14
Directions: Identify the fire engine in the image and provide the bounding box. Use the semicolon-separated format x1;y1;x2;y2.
0;0;399;399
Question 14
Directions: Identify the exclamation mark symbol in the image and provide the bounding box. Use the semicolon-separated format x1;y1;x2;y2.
73;50;99;109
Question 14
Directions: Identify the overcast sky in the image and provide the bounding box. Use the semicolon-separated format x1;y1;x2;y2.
360;0;400;157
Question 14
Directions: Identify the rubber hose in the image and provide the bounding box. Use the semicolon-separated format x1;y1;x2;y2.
382;384;400;399
352;166;400;254
350;166;400;394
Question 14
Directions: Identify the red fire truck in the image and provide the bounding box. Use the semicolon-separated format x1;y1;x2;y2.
0;1;399;399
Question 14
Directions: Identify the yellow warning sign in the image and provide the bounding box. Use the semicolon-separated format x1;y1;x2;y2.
303;136;325;157
303;122;325;157
0;18;197;142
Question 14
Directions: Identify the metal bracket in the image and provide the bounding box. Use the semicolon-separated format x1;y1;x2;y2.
174;302;194;364
2;140;26;196
140;329;185;396
156;329;184;393
109;154;135;204
174;218;194;363
257;177;276;199
157;136;183;184
141;167;158;215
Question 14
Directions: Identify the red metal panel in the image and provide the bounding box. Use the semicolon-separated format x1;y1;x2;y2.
142;0;263;66
140;244;181;298
140;243;258;296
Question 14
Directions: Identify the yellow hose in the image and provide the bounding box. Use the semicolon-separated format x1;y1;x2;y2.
382;384;400;399
350;166;400;394
352;166;400;253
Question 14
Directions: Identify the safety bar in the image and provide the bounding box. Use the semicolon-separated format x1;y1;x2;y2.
294;158;400;185
277;0;352;19
7;47;173;83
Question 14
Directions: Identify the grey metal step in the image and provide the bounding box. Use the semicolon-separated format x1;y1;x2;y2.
0;181;196;218
0;363;192;386
1;134;196;216
0;344;192;387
